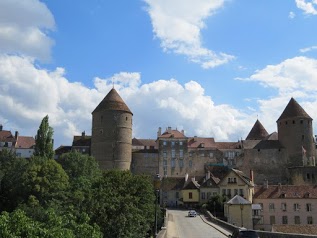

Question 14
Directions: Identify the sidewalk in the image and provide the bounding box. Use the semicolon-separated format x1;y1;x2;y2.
199;214;231;237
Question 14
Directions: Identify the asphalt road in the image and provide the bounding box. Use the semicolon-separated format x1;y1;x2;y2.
166;209;229;238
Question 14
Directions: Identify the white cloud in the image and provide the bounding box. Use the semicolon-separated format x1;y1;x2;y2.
295;0;317;15
0;54;256;147
300;45;317;53
144;0;235;68
0;0;55;61
289;11;296;18
238;56;317;134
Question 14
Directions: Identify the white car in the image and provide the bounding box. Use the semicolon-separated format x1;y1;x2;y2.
188;210;197;217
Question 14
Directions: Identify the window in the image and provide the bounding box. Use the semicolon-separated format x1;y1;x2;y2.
222;189;226;195
176;192;179;199
189;152;192;157
269;203;275;212
282;216;288;224
163;151;167;158
189;160;192;167
307;216;313;224
16;152;22;157
189;192;192;199
227;189;231;197
179;159;184;168
306;203;312;212
164;170;167;176
163;141;167;146
281;203;287;211
171;141;175;146
201;192;206;199
228;177;236;183
200;152;204;157
295;216;300;224
294;203;300;211
234;189;238;195
239;189;244;197
179;149;183;158
207;192;211;199
163;160;167;166
179;141;183;146
171;149;176;158
209;152;213;157
270;216;275;225
171;159;175;168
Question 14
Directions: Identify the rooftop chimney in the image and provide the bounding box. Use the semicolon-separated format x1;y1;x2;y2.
167;127;172;133
0;124;2;131
82;131;85;139
181;129;184;135
250;169;254;183
157;127;162;137
15;131;19;139
264;179;268;189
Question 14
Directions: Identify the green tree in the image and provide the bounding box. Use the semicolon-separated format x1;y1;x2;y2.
34;115;54;159
87;170;155;238
21;157;69;205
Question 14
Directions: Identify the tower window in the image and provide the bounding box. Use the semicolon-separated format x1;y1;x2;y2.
293;120;295;124
101;116;103;123
302;135;305;140
300;120;303;124
285;121;288;125
126;117;128;121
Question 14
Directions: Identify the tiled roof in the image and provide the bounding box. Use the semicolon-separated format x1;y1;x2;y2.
55;145;72;155
200;175;220;188
0;130;14;141
253;185;317;199
215;142;241;149
272;225;317;235
161;177;185;191
15;136;35;148
245;120;269;140
277;97;311;121
72;136;91;146
137;139;157;147
92;88;132;114
265;132;278;140
188;137;216;148
183;179;200;190
253;140;284;150
159;129;186;139
232;169;253;186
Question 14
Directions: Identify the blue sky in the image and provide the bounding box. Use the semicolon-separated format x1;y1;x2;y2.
1;0;317;147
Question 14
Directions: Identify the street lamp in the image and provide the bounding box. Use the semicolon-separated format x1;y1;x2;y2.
154;174;161;236
240;204;244;227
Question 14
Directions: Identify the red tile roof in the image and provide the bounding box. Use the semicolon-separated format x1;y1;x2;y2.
254;185;317;199
0;130;14;141
15;136;35;149
215;142;241;149
159;129;186;139
188;137;216;148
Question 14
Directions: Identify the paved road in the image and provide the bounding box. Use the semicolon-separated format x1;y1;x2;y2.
166;209;229;238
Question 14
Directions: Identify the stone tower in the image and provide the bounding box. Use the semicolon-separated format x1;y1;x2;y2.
277;98;315;167
91;88;133;170
246;119;269;140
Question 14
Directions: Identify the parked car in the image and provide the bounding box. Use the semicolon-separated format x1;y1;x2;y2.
228;228;260;238
188;210;197;217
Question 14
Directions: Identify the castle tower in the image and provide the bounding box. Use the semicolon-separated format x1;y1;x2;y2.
91;88;133;170
246;119;269;140
277;98;315;166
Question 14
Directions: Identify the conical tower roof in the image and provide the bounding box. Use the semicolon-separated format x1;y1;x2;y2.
277;98;311;122
92;88;132;114
246;119;269;140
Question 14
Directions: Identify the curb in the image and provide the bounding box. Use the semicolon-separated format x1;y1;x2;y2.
199;214;231;237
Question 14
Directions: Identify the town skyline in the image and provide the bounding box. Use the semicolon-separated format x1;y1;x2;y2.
1;0;317;148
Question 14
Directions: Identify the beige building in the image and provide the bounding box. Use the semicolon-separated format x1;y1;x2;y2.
218;168;254;203
253;184;317;231
224;195;253;229
199;172;220;204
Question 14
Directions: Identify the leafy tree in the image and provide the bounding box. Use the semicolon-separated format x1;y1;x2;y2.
87;170;155;238
206;194;227;217
34;115;54;159
0;209;103;238
0;151;28;211
21;157;69;205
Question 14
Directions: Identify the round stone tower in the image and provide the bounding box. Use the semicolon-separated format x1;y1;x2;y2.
277;98;315;167
91;88;133;170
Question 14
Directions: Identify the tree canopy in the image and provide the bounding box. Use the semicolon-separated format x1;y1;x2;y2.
34;115;54;159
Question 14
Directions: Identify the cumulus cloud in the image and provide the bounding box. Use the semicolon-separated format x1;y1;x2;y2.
0;0;55;61
237;56;317;134
295;0;317;15
300;45;317;53
144;0;235;68
0;54;256;147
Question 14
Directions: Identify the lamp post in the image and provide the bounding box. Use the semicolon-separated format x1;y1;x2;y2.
240;204;244;227
213;200;216;217
154;174;161;236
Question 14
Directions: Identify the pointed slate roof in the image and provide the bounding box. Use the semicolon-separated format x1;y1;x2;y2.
246;120;269;140
277;98;311;121
92;88;132;114
227;195;251;205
